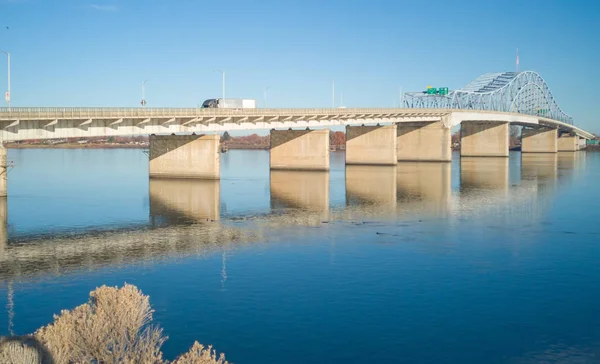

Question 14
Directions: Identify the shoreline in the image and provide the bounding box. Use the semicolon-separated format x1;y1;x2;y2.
5;143;147;149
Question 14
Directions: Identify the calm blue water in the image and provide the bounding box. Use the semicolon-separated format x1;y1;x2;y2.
1;149;599;363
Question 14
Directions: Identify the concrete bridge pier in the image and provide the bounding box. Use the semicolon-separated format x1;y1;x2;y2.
521;127;558;153
345;125;397;165
460;121;509;157
557;134;579;152
149;134;220;179
0;144;6;197
270;129;330;171
396;121;451;162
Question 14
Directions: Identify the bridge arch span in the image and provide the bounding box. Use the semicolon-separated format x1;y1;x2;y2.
403;71;573;125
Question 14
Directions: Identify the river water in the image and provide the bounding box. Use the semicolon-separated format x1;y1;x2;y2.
0;148;599;363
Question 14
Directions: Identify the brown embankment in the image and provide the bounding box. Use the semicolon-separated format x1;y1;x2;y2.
6;143;146;149
585;144;600;151
225;144;269;150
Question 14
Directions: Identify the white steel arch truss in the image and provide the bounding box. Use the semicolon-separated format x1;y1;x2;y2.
402;71;573;125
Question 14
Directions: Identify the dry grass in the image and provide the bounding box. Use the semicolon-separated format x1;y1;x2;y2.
172;342;229;364
0;284;229;364
0;335;54;364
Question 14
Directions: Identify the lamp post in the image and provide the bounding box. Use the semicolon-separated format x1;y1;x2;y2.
0;50;10;112
332;80;335;108
141;79;149;107
399;86;403;108
263;86;270;108
215;70;225;102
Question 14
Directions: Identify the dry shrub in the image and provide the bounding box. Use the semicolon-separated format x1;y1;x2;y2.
172;342;229;364
35;284;166;364
0;335;54;364
2;284;229;364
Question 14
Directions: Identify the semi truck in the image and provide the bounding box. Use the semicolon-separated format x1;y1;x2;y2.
201;98;257;109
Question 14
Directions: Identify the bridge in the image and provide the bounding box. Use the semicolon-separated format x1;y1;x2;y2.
0;70;594;198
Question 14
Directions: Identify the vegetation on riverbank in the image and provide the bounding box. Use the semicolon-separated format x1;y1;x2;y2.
586;144;600;151
6;143;145;149
0;284;229;364
5;136;149;149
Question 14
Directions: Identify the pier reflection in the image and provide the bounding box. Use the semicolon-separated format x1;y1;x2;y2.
149;178;220;225
270;170;330;220
558;151;586;179
457;157;510;218
345;165;397;213
0;223;258;282
396;162;451;217
460;157;509;191
521;154;558;183
0;198;6;254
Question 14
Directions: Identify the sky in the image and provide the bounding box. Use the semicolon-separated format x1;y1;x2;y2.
0;0;599;133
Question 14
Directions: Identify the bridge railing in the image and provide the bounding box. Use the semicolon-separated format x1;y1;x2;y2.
0;107;450;119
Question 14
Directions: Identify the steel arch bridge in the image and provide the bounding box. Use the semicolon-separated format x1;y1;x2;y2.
402;71;573;125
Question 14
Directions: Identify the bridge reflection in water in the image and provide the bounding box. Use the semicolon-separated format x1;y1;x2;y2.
521;154;558;183
460;157;510;192
558;151;586;178
270;170;330;223
396;162;451;217
0;199;5;254
150;178;221;225
346;165;397;212
0;152;588;282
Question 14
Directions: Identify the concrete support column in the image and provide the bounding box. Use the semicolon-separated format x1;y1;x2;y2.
270;129;329;171
521;127;558;153
396;121;451;162
0;145;6;197
345;124;397;165
460;121;509;157
149;134;220;179
558;135;579;152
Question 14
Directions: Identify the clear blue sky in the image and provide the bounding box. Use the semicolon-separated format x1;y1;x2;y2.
1;0;599;132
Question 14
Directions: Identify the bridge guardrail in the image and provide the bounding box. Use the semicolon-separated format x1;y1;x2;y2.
0;107;452;119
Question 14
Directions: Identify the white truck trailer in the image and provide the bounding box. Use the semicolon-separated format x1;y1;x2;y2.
201;98;257;109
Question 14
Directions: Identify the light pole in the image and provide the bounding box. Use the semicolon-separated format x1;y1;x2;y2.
0;50;10;112
399;86;403;108
332;80;335;108
215;70;225;102
141;79;149;107
263;86;270;108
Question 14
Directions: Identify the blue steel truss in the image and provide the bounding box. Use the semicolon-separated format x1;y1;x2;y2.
402;71;573;125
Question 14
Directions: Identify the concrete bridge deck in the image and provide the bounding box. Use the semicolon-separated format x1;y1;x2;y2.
0;108;594;141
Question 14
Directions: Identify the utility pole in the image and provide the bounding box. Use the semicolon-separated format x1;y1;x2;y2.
141;80;148;107
0;50;10;112
264;86;270;108
215;70;225;102
399;86;403;108
516;48;520;72
332;80;335;108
